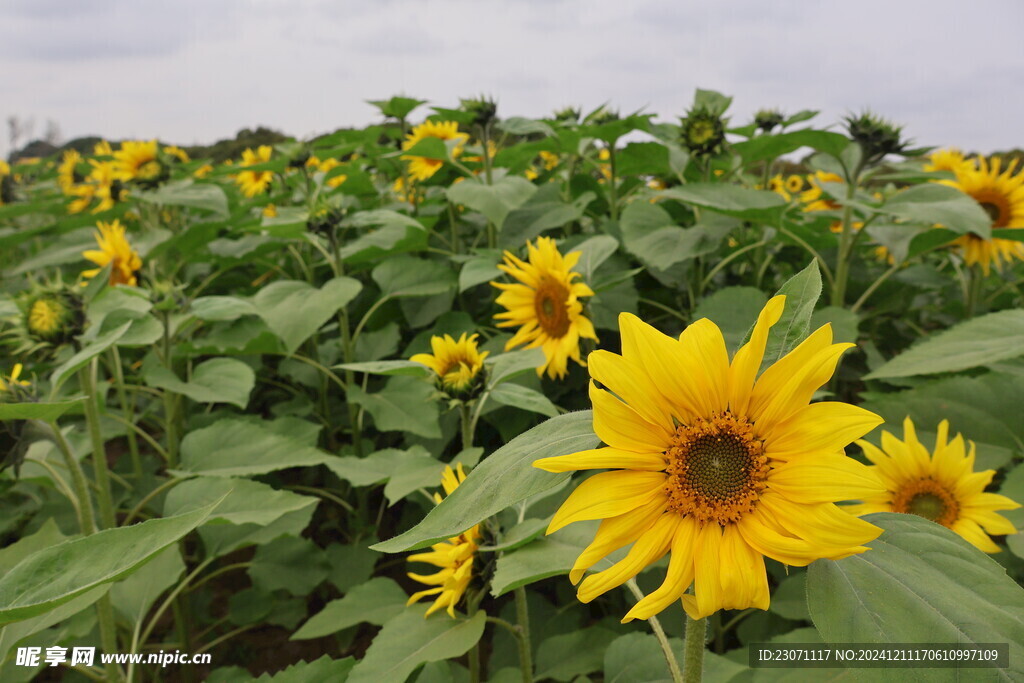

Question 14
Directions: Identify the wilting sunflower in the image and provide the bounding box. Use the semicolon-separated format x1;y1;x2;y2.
82;219;142;286
924;147;973;174
411;333;489;396
113;140;160;182
533;296;885;621
491;237;597;380
407;464;482;617
401;121;468;181
236;146;274;197
848;418;1019;553
941;156;1024;274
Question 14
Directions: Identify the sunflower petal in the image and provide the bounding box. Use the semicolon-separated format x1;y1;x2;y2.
534;447;667;473
576;513;679;603
548;471;668;534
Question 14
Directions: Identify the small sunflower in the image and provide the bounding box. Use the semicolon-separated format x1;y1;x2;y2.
924;148;973;174
491;237;597;380
784;175;804;193
82;219;142;286
57;150;82;193
849;418;1020;553
194;164;214;179
93;140;113;156
941;156;1024;274
533;296;885;621
163;145;190;163
407;464;482;617
0;364;30;395
401;121;469;181
236;146;275;197
113;140;160;183
800;171;844;213
411;333;489;396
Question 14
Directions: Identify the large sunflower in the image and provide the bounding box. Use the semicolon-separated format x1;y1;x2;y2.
235;146;274;197
941;156;1024;274
533;296;885;621
491;237;597;380
848;417;1019;553
411;333;489;396
113;140;160;182
407;464;482;617
401;121;468;181
82;219;142;286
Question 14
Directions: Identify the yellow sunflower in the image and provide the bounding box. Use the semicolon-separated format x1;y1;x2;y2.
491;237;597;380
113;140;160;182
82;219;142;286
533;296;885;621
235;146;274;197
924;147;973;174
784;175;804;193
0;364;30;394
800;171;844;212
407;464;482;617
767;174;790;202
402;121;469;181
163;145;190;163
941;156;1024;274
93;140;113;156
194;164;214;179
57;150;82;193
848;418;1020;553
411;333;489;395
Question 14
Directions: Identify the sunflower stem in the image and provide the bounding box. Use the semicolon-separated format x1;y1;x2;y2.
965;263;984;318
608;144;619;222
514;587;534;683
682;614;707;683
80;362;117;530
109;346;142;479
460;403;474;450
625;579;682;682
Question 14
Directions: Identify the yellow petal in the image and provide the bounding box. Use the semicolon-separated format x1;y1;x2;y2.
622;517;698;622
590;381;672;453
569;496;668;583
764;402;883;461
684;522;724;619
727;295;785;415
547;471;667;534
767;455;886;504
534;447;667;473
588;350;675;430
576;513;679;603
718;524;769;611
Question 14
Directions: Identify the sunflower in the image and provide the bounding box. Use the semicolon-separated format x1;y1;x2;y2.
113;140;160;182
0;364;30;395
941;156;1024;274
57;150;82;193
411;333;489;396
93;140;113;156
766;174;790;201
800;171;844;212
401;121;468;181
533;296;885;621
848;418;1019;553
235;146;274;197
82;219;142;286
194;164;214;179
784;175;804;193
407;464;482;617
163;145;190;163
924;147;973;174
491;237;597;380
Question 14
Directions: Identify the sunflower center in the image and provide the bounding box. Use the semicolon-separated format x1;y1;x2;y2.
979;201;1007;227
891;477;960;527
688;121;716;146
664;413;769;526
29;298;64;334
534;278;571;337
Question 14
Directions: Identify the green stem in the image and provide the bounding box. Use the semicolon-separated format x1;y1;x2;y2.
831;168;862;307
46;421;96;535
460;403;474;450
608;144;619;222
514;587;534;683
965;264;984;318
109;347;142;479
625;580;681;683
80;362;116;530
682;614;706;683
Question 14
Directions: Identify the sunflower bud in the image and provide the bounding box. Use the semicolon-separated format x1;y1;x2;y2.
22;287;85;346
306;207;344;239
680;105;726;156
585;106;619;126
410;333;489;401
754;109;784;134
552;106;581;123
460;96;498;129
844;111;908;165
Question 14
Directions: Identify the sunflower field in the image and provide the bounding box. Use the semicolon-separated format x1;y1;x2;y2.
0;90;1023;683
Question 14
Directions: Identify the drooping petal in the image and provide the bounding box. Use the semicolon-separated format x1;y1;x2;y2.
547;470;668;534
569;497;669;584
622;517;698;622
577;513;680;603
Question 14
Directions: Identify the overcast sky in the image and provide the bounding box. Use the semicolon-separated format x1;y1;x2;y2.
2;0;1022;159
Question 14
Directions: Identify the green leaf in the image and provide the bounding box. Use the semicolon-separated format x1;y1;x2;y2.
163;477;319;527
604;632;700;683
143;357;255;409
489;383;560;417
661;184;787;222
292;578;408;640
346;608;486;683
368;96;426;120
190;296;257;322
338;211;428;264
695;287;769;354
486;348;546;386
810;305;859;345
807;513;1024;681
326;446;431;487
334;360;430;377
0;500;218;625
615;142;670;177
253;277;361;353
625;224;730;272
458;251;503;292
373;411;599;553
761;261;822;367
249;537;327;597
490;522;597;596
571;235;619;282
253;655;355;683
135;180;229;217
733;129;850;164
769;572;809;621
881;184;992;238
347;376;441;439
866;310;1024;379
175;418;334;477
50;322;132;391
0;587;109;666
110;546;184;622
497;117;555;137
0;398;84;422
447;176;537;230
535;627;618;682
372;256;456;299
500;188;596;248
481;518;547;553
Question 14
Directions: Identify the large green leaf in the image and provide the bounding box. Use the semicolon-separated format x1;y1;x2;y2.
252;277;361;353
372;411;599;553
695;287;769;354
489;383;560;417
760;261;822;368
252;656;355;682
880;184;992;238
174;418;334;477
866;310;1024;379
109;546;184;622
291;578;408;640
662;184;787;222
143;357;255;408
347;376;441;439
807;513;1024;682
0;501;218;624
135;180;229;217
490;521;598;596
446;176;537;230
0;398;84;422
733;129;850;164
50;322;132;391
535;626;618;681
163;477;319;527
346;608;486;683
500;184;595;247
338;210;428;264
333;360;430;378
372;256;456;299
